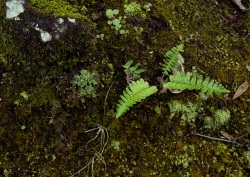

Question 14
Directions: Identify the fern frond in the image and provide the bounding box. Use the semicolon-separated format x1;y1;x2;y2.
163;71;230;95
116;79;158;118
161;44;184;76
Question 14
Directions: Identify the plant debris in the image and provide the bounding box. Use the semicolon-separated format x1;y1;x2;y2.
232;81;249;100
230;0;248;11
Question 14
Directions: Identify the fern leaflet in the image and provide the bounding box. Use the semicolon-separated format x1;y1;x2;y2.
163;71;230;95
161;43;184;76
116;79;158;118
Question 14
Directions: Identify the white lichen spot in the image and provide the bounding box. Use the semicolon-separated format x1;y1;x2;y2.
40;31;52;42
6;0;25;19
67;18;76;23
35;25;52;42
57;18;64;24
54;34;60;40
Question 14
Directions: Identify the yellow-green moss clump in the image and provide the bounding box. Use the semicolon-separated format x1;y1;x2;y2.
29;0;87;20
167;100;203;127
204;108;231;129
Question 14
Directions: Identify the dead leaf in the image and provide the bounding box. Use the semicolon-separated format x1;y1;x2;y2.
220;131;235;141
157;76;168;94
224;93;231;101
232;81;249;100
169;54;185;94
230;0;247;11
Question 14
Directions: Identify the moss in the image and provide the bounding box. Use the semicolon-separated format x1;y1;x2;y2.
1;0;250;176
124;2;145;18
111;140;121;151
72;69;100;102
214;109;231;125
204;108;231;129
29;0;88;20
243;149;250;166
167;100;203;126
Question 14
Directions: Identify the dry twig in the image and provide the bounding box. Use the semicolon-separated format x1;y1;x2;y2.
191;132;244;146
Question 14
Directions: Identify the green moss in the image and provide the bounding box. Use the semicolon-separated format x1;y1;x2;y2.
214;109;231;124
168;100;203;126
124;2;144;18
243;150;250;168
72;69;100;102
20;91;29;101
204;108;231;129
1;0;250;176
111;140;121;151
29;0;88;20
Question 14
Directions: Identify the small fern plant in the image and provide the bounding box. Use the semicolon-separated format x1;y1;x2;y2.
163;71;230;95
123;60;145;80
161;43;184;76
116;79;158;118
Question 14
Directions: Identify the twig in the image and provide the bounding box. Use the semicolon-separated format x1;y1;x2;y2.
234;132;250;141
72;124;108;176
104;81;115;116
244;33;250;39
220;14;229;23
104;81;114;103
191;132;243;146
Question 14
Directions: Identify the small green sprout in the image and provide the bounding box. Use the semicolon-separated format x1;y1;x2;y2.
112;19;120;25
96;34;104;40
112;19;122;30
119;29;126;34
246;65;250;71
106;9;119;19
106;9;125;33
123;60;145;82
21;125;26;130
111;140;121;151
17;122;26;130
143;3;152;12
20;91;29;101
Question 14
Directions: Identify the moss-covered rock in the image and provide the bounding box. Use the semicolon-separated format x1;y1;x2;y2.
1;0;250;176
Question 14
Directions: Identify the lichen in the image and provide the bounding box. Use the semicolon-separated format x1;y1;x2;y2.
6;0;25;19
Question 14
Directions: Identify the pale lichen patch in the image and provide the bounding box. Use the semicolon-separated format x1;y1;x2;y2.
6;0;25;20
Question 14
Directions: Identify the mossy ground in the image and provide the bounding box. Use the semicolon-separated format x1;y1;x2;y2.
1;0;250;176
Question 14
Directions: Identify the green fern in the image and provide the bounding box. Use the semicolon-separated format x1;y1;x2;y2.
161;44;184;76
116;79;158;118
163;71;230;95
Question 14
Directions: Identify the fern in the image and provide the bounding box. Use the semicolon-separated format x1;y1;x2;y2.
163;71;230;95
161;44;184;76
123;60;145;79
116;79;158;118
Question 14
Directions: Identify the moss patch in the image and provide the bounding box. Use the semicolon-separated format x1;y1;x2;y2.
29;0;88;20
1;0;250;176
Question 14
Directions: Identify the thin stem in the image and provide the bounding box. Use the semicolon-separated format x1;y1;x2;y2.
86;129;101;149
234;132;250;141
73;124;108;176
85;127;99;133
104;81;115;116
71;157;93;176
191;132;243;146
